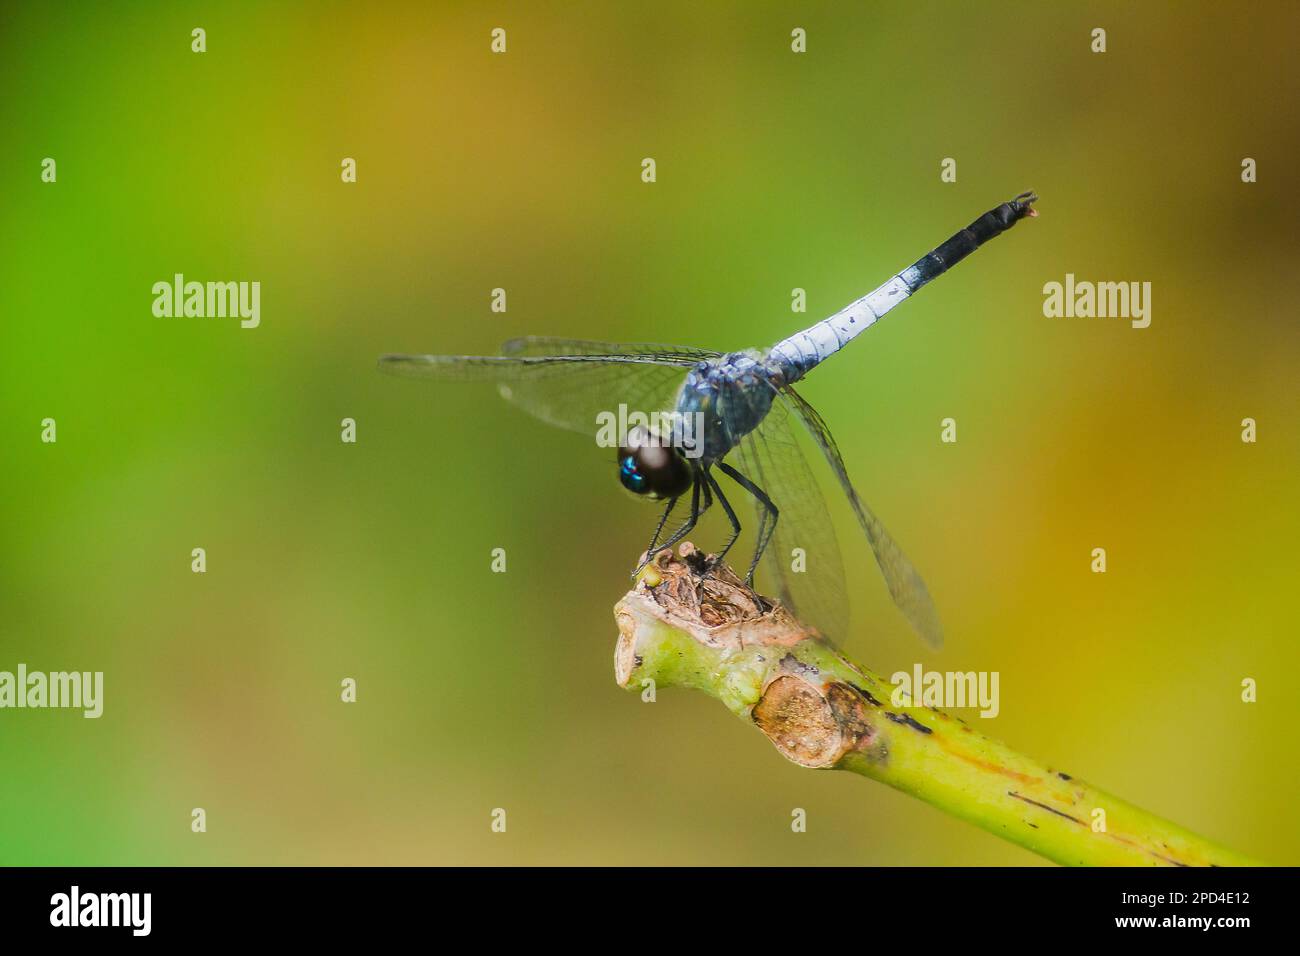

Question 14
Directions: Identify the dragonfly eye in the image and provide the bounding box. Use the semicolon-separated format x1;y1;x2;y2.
618;429;692;499
619;455;648;494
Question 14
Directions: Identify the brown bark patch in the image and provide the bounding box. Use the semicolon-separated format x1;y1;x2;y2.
752;675;844;768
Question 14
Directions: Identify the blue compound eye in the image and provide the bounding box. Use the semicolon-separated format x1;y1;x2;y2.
616;438;691;499
619;455;648;494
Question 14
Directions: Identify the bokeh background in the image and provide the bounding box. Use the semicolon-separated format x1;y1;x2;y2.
2;1;1297;865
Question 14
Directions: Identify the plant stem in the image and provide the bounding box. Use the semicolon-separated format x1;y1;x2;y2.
613;547;1263;867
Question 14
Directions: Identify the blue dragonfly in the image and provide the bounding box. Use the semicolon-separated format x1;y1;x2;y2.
382;193;1037;647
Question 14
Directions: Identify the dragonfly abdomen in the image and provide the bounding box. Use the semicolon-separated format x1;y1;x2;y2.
770;192;1037;382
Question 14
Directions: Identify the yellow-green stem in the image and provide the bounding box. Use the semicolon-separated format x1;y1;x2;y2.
614;550;1263;867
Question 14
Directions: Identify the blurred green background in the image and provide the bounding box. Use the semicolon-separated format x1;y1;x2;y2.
2;1;1297;865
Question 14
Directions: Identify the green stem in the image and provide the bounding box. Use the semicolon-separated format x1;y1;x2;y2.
614;549;1263;867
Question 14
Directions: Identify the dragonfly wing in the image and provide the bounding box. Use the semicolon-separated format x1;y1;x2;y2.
779;385;943;649
380;338;718;436
730;397;850;644
500;337;720;364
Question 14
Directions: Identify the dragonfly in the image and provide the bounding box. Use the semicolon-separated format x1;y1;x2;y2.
381;192;1038;648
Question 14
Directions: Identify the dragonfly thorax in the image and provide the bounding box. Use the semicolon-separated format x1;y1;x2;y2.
673;351;781;462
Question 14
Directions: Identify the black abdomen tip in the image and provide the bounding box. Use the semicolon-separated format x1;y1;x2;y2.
1010;191;1038;219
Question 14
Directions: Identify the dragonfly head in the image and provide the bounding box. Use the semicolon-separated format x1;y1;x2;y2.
618;426;692;500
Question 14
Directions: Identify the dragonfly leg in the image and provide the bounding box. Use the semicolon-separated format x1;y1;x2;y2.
715;459;779;586
645;496;678;554
634;472;705;574
703;469;742;568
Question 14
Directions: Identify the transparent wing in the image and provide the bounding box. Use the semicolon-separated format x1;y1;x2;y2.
779;385;943;649
730;397;851;645
502;338;719;363
380;337;719;436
